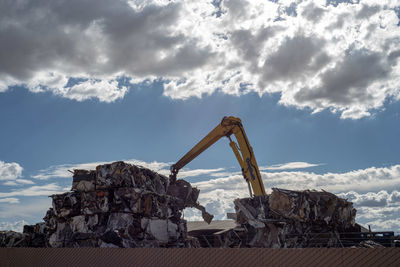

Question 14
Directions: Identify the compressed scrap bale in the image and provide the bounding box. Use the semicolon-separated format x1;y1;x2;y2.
95;162;168;194
39;161;206;248
235;196;269;228
51;191;81;218
81;190;110;215
72;170;96;191
23;223;48;247
228;188;358;248
269;188;356;230
233;195;288;248
48;222;74;248
0;231;28;247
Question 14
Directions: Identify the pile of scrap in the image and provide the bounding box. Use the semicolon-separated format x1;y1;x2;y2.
213;188;358;248
0;223;48;248
1;161;211;248
0;231;28;247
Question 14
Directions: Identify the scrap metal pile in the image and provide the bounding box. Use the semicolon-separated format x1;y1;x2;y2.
217;188;358;248
1;161;212;248
1;162;384;249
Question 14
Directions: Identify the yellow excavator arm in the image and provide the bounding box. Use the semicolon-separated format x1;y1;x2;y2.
170;116;266;197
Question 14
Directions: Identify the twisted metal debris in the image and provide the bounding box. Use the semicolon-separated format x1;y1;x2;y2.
1;161;211;248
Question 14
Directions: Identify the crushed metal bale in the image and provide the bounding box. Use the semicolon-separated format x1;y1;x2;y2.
1;161;209;248
200;188;360;248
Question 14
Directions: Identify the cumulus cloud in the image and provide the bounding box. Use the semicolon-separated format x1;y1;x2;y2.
366;219;400;232
0;160;23;181
0;197;52;221
261;165;400;192
0;220;29;232
338;190;399;207
0;160;34;187
0;0;399;118
337;190;400;231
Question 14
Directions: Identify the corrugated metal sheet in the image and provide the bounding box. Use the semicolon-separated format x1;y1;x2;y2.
1;248;400;267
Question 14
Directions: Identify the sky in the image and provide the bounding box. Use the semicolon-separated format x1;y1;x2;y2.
0;0;400;233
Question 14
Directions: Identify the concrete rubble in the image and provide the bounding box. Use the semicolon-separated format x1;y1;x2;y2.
1;161;209;248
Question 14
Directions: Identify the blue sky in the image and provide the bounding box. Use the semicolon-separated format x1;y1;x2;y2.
1;82;400;174
1;0;400;233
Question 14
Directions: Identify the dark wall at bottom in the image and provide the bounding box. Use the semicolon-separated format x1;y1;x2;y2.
1;248;399;267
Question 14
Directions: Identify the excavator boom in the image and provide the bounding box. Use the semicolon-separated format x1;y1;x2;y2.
170;116;266;196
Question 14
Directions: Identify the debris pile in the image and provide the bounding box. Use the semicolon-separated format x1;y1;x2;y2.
0;231;27;247
218;188;358;248
2;162;392;248
0;223;49;248
1;161;210;248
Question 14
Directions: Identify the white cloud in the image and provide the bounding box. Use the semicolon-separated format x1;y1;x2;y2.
0;198;19;204
0;160;23;180
0;0;398;118
354;204;400;233
0;161;34;187
3;179;35;186
260;161;322;170
0;220;29;232
389;191;400;203
0;197;52;221
176;168;225;179
3;181;18;186
0;184;63;198
261;165;400;192
338;190;400;207
54;78;128;103
15;179;35;185
367;219;400;232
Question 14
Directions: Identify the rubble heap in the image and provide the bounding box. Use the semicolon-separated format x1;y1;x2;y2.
227;188;357;248
0;223;49;248
0;231;27;247
1;161;211;248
